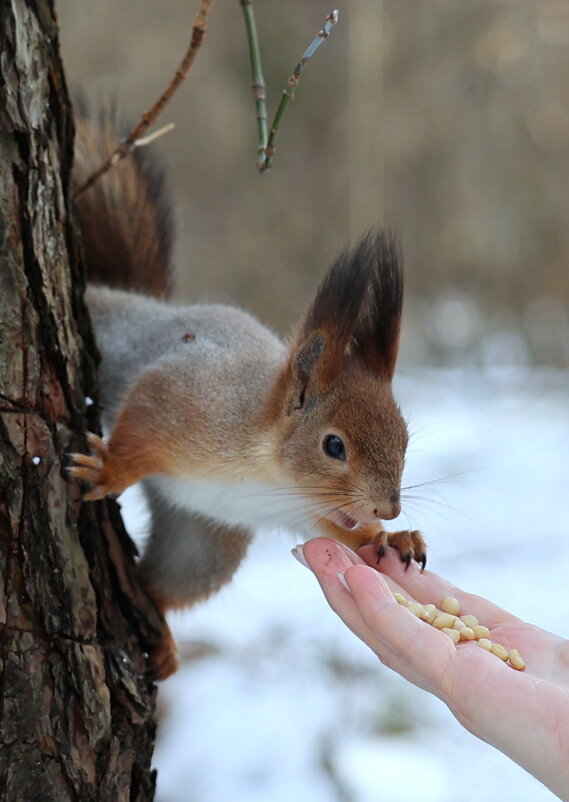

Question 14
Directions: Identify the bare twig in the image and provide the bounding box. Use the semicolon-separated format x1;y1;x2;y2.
133;122;176;148
260;9;339;174
73;0;216;199
239;0;268;169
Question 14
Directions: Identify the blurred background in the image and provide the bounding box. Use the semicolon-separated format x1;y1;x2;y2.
60;0;569;367
59;2;569;801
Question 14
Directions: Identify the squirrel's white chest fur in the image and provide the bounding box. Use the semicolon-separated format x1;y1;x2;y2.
148;474;315;534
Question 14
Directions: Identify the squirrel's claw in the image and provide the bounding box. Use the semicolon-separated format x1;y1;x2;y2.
375;541;386;564
375;529;427;572
68;432;113;500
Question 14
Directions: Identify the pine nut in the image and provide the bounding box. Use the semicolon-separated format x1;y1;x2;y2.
423;604;437;624
459;626;475;641
477;638;492;651
508;649;526;671
407;602;427;619
440;596;460;616
460;614;479;629
472;625;491;640
441;627;460;644
394;593;408;606
491;643;509;661
433;613;457;629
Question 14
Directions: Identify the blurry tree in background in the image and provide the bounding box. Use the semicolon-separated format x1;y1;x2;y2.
58;0;569;367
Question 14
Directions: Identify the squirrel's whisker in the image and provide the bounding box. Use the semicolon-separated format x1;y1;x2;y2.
313;498;366;530
402;492;472;524
278;495;353;532
401;469;480;492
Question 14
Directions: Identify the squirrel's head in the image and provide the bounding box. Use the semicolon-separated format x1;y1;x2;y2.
266;232;408;532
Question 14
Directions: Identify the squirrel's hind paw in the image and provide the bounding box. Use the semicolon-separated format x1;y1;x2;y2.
147;627;179;681
375;529;427;571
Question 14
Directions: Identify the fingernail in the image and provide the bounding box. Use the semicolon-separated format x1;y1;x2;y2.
337;572;351;591
291;545;310;569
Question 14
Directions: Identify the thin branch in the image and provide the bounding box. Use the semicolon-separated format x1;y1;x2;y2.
73;0;216;199
133;122;176;148
260;9;339;174
239;0;268;169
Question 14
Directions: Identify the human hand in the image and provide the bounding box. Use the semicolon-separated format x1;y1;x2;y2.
297;538;569;801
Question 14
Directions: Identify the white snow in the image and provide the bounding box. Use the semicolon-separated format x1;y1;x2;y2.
120;367;569;802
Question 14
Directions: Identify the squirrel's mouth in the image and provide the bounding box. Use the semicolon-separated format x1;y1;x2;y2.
325;508;361;531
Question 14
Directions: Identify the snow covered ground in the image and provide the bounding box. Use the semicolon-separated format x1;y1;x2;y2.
121;368;569;802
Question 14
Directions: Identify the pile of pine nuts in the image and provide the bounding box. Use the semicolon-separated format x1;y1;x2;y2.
394;593;526;671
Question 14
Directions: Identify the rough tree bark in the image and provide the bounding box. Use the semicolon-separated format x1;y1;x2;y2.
0;2;163;800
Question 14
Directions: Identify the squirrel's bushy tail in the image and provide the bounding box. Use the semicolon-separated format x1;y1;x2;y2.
72;106;173;297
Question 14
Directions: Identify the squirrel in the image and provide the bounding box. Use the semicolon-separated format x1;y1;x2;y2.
70;113;426;680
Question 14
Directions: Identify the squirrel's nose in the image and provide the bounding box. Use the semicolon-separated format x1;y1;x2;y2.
373;495;400;520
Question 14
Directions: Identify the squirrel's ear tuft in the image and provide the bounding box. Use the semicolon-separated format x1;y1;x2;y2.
351;231;403;380
292;231;403;387
294;236;372;385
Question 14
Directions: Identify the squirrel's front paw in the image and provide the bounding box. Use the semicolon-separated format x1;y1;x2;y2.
375;529;427;571
68;432;116;500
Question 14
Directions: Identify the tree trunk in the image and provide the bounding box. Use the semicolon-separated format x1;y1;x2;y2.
0;2;162;799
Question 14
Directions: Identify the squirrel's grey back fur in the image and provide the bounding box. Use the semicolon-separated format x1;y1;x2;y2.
86;285;286;434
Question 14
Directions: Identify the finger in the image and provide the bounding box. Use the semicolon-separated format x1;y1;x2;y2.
301;538;386;646
342;564;455;694
359;544;520;628
302;538;425;615
302;538;367;572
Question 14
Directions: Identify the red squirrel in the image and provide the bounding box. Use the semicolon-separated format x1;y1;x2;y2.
70;115;426;679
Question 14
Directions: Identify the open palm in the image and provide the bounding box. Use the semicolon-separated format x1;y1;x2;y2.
301;538;569;802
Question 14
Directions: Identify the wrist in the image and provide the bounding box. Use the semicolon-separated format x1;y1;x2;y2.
448;678;569;800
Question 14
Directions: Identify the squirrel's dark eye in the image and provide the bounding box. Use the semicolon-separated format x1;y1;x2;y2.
323;434;346;461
